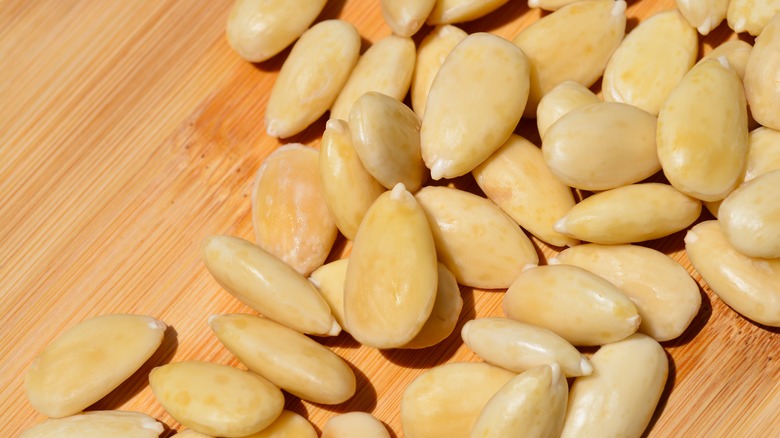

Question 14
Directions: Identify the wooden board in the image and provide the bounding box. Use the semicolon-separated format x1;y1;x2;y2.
2;0;778;436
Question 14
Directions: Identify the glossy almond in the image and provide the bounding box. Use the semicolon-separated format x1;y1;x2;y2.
149;361;284;438
536;81;600;140
416;186;538;289
265;20;360;138
381;0;435;37
744;12;780;130
686;220;780;326
699;39;753;80
252;144;337;276
242;411;317;438
25;314;165;418
322;412;391;438
421;32;529;180
401;362;516;438
462;317;592;377
411;24;467;117
504;265;640;346
20;411;163;438
402;263;463;349
719;170;780;258
309;258;350;330
727;0;780;35
209;314;356;405
426;0;509;24
201;235;340;336
543;102;659;191
657;58;749;201
344;184;438;348
676;0;729;35
512;0;626;117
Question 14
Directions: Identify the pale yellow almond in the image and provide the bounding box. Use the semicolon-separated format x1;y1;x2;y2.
225;0;326;62
20;411;163;438
554;183;702;244
470;364;568;438
149;361;284;438
401;362;516;438
344;184;438;348
241;410;317;438
744;12;780;130
552;244;701;341
209;314;356;405
265;20;360;138
676;0;729;34
603;9;697;115
686;220;780;326
461;317;592;377
536;81;600;140
381;0;436;37
201;235;340;336
330;35;416;121
348;91;426;192
561;333;668;438
512;0;626;117
727;0;780;35
504;265;640;346
421;32;529;180
657;58;748;201
718;170;780;258
25;314;166;418
528;0;582;11
309;258;349;330
322;412;391;438
700;39;753;81
176;431;213;438
473;134;578;247
319;119;385;240
543;102;659;191
402;263;463;349
416;186;538;289
427;0;509;24
252;144;337;276
411;24;467;117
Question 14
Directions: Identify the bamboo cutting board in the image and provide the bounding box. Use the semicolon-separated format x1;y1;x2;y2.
2;0;779;436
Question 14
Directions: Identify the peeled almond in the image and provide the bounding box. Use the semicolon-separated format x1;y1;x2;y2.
401;362;516;438
657;58;749;202
402;263;463;349
700;39;753;81
344;184;438;348
176;431;213;438
603;9;697;115
149;361;284;438
470;364;568;438
512;0;626;117
265;20;360;138
25;314;166;418
330;35;416;121
348;92;426;192
322;412;391;438
309;258;349;330
421;32;530;180
554;183;702;244
676;0;729;35
727;0;780;35
416;186;538;289
552;244;701;341
718;170;780;258
201;235;340;336
504;265;640;346
209;314;356;405
686;220;780;326
411;24;468;117
381;0;435;37
225;0;326;62
543;102;659;191
461;317;592;377
20;411;163;438
252;144;337;276
561;334;668;438
426;0;509;24
242;411;317;438
744;12;780;130
528;0;582;11
536;81;600;140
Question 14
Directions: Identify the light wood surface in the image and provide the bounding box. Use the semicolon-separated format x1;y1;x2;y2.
2;0;778;436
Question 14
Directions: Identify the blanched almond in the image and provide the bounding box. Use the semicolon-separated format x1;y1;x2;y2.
411;24;467;117
252;144;337;276
553;183;702;244
401;362;516;438
744;12;780;130
528;0;582;11
461;317;592;377
25;314;166;418
699;39;753;81
426;0;509;24
536;81;600;140
552;244;701;341
504;265;640;346
416;186;538;289
322;412;390;438
176;431;213;438
402;263;463;349
330;35;416;121
421;32;529;180
686;220;780;326
242;411;317;438
718;170;780;258
727;0;780;35
149;361;284;438
344;184;438;348
676;0;729;35
20;411;163;438
201;235;340;336
265;20;360;138
381;0;435;37
512;0;626;117
309;258;349;330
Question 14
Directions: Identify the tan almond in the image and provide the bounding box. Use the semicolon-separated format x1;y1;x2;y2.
322;412;391;438
676;0;729;35
241;411;317;438
718;170;780;258
411;24;467;117
309;258;350;330
536;81;600;140
727;0;780;35
426;0;509;24
744;12;780;130
699;39;753;81
381;0;436;37
402;263;463;349
20;411;163;438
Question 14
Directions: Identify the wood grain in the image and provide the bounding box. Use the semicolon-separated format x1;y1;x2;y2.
1;0;778;436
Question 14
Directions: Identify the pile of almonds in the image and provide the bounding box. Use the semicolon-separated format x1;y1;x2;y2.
21;0;780;437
